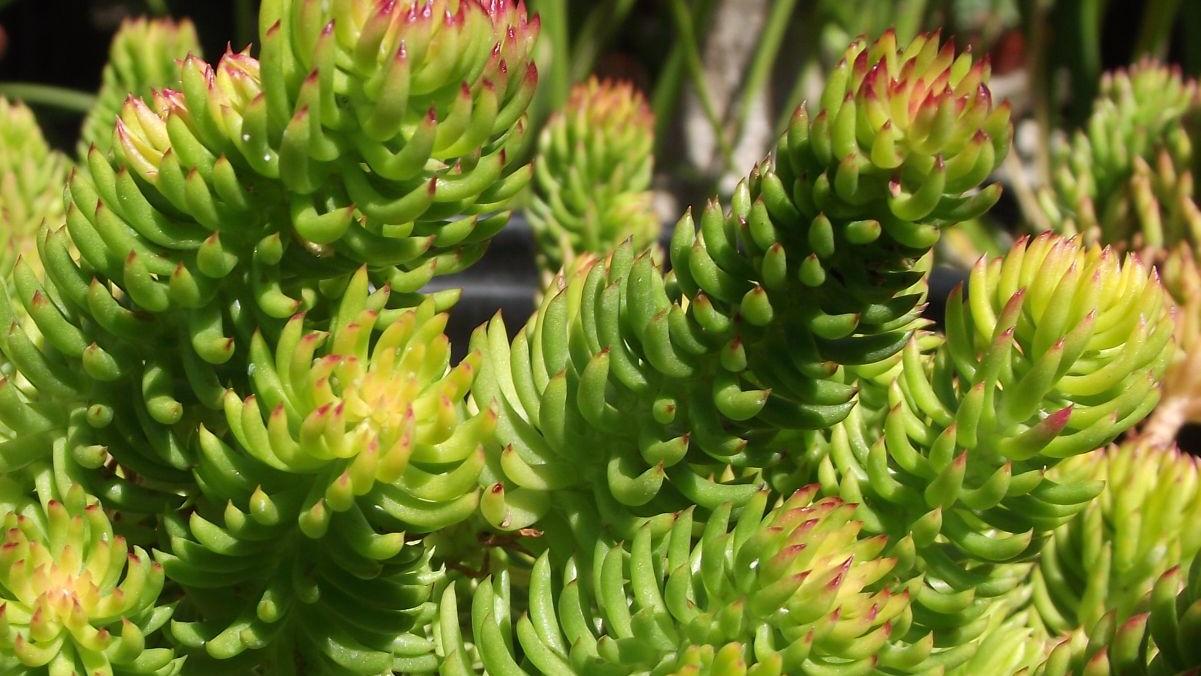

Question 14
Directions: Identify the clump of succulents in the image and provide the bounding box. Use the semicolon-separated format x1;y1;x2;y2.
1033;441;1201;634
0;0;540;671
0;478;180;675
0;4;1196;673
526;77;658;281
1039;60;1201;250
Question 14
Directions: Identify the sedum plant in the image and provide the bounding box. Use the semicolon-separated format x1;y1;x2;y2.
1038;60;1201;250
0;98;69;275
1033;440;1201;635
0;6;1193;674
473;30;1012;536
0;478;179;675
1037;552;1201;675
0;0;539;672
526;77;658;281
79;17;203;158
438;487;923;674
821;232;1174;653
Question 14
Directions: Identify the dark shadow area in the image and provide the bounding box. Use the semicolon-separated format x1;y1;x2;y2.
1178;422;1201;457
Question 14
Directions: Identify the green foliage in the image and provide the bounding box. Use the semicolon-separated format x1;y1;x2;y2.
79;17;203;158
0;478;180;675
440;488;919;674
1033;441;1201;634
0;0;540;672
474;29;1010;534
1038;552;1201;675
0;98;68;274
527;78;657;280
1040;61;1201;249
0;3;1196;673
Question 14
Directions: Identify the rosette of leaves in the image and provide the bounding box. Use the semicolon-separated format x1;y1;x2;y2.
435;486;948;675
0;478;179;675
160;269;495;671
79;17;203;157
0;97;69;275
1032;441;1201;635
1037;554;1201;675
1038;61;1201;249
473;30;1011;535
526;77;658;281
820;233;1174;648
0;0;538;509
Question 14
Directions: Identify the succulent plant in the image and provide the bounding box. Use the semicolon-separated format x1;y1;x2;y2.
0;3;1195;670
526;77;658;281
0;98;68;275
160;277;493;670
438;486;928;675
1037;552;1201;675
473;29;1012;535
819;232;1175;653
1039;60;1201;251
0;478;180;675
1032;441;1201;634
79;17;203;158
0;0;540;671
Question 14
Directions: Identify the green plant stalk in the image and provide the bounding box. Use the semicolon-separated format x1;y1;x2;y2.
667;0;734;170
729;0;800;146
1135;0;1185;58
569;0;638;82
0;82;96;113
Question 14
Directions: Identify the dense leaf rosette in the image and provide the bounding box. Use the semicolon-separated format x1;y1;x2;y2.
527;77;657;279
79;17;203;157
0;480;179;675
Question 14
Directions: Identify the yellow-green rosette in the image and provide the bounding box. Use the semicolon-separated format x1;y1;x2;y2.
0;480;179;675
527;77;657;280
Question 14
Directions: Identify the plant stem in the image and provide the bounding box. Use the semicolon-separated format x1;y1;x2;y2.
1135;0;1184;58
235;0;257;49
729;0;799;144
667;0;734;170
570;0;637;82
1002;149;1050;232
0;83;96;114
1020;0;1053;185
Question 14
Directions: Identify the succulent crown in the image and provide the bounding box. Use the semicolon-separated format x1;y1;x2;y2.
0;481;177;675
527;77;658;277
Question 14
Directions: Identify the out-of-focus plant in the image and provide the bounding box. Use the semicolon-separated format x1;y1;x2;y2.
1037;61;1200;250
0;97;67;274
526;77;657;283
